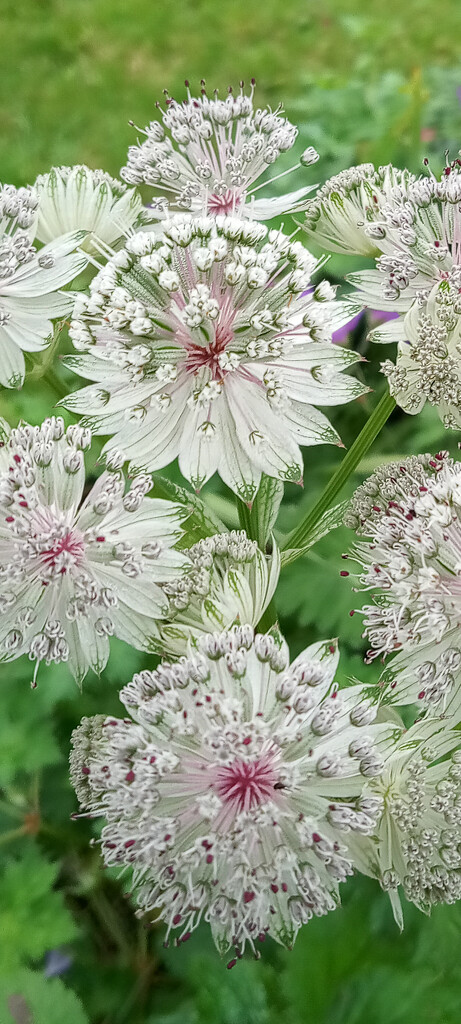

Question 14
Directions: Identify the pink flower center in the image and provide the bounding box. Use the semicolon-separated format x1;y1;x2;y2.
207;189;241;216
215;755;279;814
185;321;235;379
40;530;85;574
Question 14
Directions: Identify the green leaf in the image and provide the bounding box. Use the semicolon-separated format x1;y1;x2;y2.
0;969;88;1024
152;475;227;547
280;499;350;567
0;847;77;971
0;669;63;785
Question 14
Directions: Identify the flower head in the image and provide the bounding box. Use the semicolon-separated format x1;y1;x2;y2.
159;529;280;655
0;182;87;388
345;451;461;718
349;720;461;927
70;628;396;960
121;80;318;221
34;165;148;248
63;215;365;500
303;164;415;258
0;416;188;685
345;162;461;357
381;275;461;427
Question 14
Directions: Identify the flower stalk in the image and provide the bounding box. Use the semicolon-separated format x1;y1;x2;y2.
282;390;396;555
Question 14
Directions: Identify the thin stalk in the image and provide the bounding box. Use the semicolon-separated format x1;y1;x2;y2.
236;494;278;631
283;390;396;553
237;496;253;538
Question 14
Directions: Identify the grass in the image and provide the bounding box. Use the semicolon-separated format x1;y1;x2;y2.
1;0;461;184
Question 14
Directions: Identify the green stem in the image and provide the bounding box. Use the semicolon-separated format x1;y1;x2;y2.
257;598;278;633
236;491;278;631
237;496;253;538
42;366;68;401
283;390;396;553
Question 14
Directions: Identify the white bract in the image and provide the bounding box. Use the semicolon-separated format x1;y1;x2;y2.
63;214;366;501
159;530;280;655
121;80;318;221
0;416;188;685
303;164;415;258
34;165;148;248
349;720;461;928
0;182;87;388
70;628;397;962
345;452;461;719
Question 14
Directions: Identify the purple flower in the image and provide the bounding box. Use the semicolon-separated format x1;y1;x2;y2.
44;948;73;978
332;309;399;343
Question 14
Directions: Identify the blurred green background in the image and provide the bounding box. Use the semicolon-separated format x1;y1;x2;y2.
1;1;461;1022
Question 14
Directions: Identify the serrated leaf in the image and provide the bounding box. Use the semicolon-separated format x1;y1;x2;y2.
0;847;77;970
152;475;227;547
280;499;350;567
0;670;62;784
0;969;88;1024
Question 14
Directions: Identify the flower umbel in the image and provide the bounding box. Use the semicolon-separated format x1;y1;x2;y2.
345;451;461;718
0;416;188;685
70;628;395;961
303;164;415;258
349;720;461;928
0;182;87;388
63;215;366;500
347;162;461;322
121;79;318;221
34;165;148;248
381;276;461;427
159;529;280;655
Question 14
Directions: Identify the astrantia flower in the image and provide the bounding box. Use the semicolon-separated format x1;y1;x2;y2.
349;720;461;928
34;165;148;247
0;416;188;685
345;162;461;343
302;164;415;258
381;276;461;427
0;182;87;388
159;530;280;655
70;628;397;961
344;451;461;719
63;215;366;501
121;80;318;221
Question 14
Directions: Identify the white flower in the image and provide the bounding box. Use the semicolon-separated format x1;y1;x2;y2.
349;720;461;928
0;182;87;388
381;276;461;426
303;164;415;257
0;182;39;236
70;629;397;961
34;165;148;247
121;80;317;221
0;416;188;685
346;162;461;345
63;215;366;501
159;530;280;655
344;451;461;719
